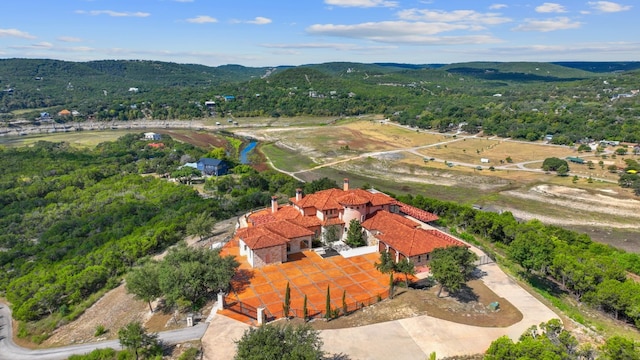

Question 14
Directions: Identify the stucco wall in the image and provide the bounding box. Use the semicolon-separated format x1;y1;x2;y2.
253;245;286;268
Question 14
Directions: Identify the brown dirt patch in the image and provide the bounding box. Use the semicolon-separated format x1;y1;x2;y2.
162;130;227;149
307;278;522;330
42;285;151;347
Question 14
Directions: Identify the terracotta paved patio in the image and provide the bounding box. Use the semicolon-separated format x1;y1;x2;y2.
219;240;391;324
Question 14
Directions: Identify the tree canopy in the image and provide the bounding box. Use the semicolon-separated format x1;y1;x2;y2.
125;262;162;313
117;321;162;360
542;157;570;172
156;245;239;310
344;219;366;248
234;324;324;360
428;246;478;297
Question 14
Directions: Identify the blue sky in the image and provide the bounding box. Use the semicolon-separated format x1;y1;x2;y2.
0;0;636;67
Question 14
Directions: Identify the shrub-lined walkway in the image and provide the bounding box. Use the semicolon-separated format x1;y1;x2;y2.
219;240;391;323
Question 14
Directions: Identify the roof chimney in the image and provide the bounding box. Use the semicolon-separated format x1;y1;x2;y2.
271;196;278;213
295;188;303;201
343;178;349;191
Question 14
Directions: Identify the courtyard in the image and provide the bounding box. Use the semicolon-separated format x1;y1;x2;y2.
219;239;396;323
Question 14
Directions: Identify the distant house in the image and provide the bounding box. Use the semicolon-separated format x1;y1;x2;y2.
223;95;235;102
58;109;71;116
480;158;490;163
128;87;139;93
147;142;164;149
144;132;161;141
197;158;228;176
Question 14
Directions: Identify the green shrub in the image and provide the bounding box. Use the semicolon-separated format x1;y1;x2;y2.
94;324;108;337
178;347;199;360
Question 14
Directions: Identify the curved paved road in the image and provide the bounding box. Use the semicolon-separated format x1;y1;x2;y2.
0;303;208;360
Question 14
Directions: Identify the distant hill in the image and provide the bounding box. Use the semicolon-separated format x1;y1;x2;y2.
1;58;639;143
552;61;640;73
441;62;596;81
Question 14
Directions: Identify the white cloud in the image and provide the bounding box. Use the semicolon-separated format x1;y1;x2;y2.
512;17;582;32
186;15;217;24
535;3;567;13
247;17;272;25
587;1;632;12
260;42;395;51
75;10;150;17
489;4;508;10
69;46;94;52
9;42;53;50
397;9;511;25
487;41;640;57
324;0;398;8
57;36;82;43
0;28;36;39
307;21;502;44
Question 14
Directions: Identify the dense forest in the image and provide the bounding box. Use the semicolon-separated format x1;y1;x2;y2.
1;59;640;143
0;133;325;342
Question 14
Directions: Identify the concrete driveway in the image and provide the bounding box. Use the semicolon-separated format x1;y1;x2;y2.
320;262;557;359
201;262;558;360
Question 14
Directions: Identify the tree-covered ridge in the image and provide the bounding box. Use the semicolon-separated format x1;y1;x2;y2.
1;59;639;142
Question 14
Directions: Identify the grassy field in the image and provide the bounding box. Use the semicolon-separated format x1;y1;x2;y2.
416;138;577;165
10;107;49;115
344;121;448;148
260;143;318;172
0;130;143;148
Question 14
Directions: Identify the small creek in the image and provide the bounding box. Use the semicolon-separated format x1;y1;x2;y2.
240;141;257;164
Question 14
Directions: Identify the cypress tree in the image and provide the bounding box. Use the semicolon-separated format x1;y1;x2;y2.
303;294;308;321
283;282;291;318
325;285;331;319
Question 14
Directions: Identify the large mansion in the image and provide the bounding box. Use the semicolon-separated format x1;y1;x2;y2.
236;179;465;268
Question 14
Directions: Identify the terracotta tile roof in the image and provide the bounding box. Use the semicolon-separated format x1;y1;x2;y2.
292;188;395;211
362;210;463;257
293;188;344;211
262;220;314;239
323;217;345;226
336;192;369;206
396;201;439;222
361;210;420;233
248;206;321;228
237;227;288;250
351;189;395;207
378;228;466;257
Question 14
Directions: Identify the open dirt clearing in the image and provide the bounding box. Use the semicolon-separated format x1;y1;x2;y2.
308;278;522;330
502;184;640;228
416;138;577;165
